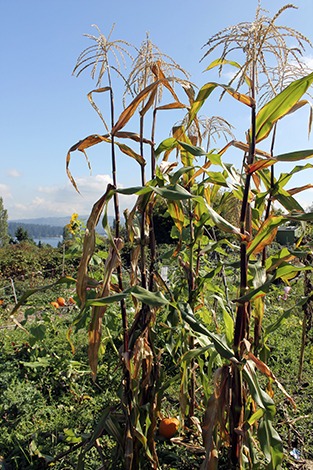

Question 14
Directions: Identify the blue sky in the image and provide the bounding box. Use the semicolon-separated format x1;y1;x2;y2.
1;0;313;220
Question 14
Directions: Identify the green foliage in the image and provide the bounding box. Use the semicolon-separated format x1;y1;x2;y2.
0;309;122;469
0;243;64;281
14;226;32;243
0;196;9;247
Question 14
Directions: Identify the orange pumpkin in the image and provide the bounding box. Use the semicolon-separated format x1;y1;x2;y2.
68;297;76;305
159;417;179;439
57;297;66;306
50;301;60;309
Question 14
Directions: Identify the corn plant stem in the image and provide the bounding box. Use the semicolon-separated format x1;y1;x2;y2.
187;198;196;420
130;103;160;468
151;109;157;179
108;80;133;466
255;125;277;353
148;111;157;290
140;115;146;186
138;114;148;289
262;123;277;267
108;87;129;352
234;103;256;350
231;63;256;468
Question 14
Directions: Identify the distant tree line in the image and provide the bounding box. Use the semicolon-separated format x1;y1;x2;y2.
8;222;64;239
0;197;9;247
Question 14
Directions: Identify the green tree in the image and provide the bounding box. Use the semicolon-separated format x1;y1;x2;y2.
15;226;31;243
0;197;9;247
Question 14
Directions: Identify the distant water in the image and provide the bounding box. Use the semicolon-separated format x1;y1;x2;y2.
33;237;63;248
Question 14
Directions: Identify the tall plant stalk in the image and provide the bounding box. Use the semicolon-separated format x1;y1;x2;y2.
62;7;313;468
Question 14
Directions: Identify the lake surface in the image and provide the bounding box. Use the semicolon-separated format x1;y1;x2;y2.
33;237;63;248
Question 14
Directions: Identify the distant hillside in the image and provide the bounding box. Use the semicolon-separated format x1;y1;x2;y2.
9;215;114;227
8;222;64;239
10;216;76;227
8;215;114;239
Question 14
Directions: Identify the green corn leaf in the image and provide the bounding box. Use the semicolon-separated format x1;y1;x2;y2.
265;247;294;272
205;58;243;71
87;286;168;308
177;141;206;156
155;137;177;156
274;192;304;212
286;211;313;221
199;198;243;239
116;186;152;195
222;308;234;345
275;149;313;162
153;184;194;200
275;263;312;281
179;303;238;363
189;82;253;124
276;163;313;189
130;285;169;307
204;171;228;186
234;277;273;304
243;363;276;418
180;345;213;364
86;292;128;307
257;418;283;470
205;58;252;87
171;166;194;185
255;72;313;143
247;408;265;427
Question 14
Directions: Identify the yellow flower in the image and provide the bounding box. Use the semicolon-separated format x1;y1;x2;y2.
67;213;80;234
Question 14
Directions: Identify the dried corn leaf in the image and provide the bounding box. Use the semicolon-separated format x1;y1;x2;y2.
130;245;141;287
88;237;124;381
114;142;146;166
87;87;111;131
287;184;313;196
112;81;159;134
247;158;276;174
66;134;110;192
139;86;158;117
76;185;115;307
246;352;296;409
154;102;186;112
151;61;180;102
115;131;153;145
167;201;185;234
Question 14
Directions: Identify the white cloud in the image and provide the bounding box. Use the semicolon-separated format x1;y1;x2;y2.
7;174;137;220
303;56;313;69
0;184;12;199
7;168;22;178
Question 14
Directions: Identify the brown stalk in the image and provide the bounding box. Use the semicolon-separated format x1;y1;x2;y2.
253;123;277;353
298;253;313;382
105;70;134;468
231;59;256;468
